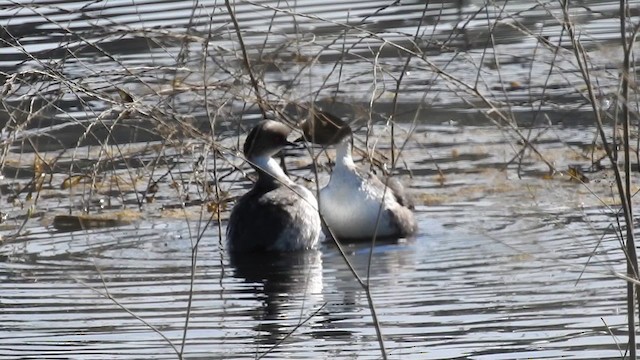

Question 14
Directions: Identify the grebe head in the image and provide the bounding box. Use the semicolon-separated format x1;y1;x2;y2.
243;120;296;186
299;109;352;146
244;120;294;160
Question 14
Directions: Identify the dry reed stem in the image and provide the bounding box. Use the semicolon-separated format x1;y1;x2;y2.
2;1;638;358
561;0;638;356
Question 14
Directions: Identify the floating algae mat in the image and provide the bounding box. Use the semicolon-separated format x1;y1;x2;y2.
52;211;140;232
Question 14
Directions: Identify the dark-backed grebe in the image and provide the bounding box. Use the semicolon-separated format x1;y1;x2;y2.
300;110;417;240
226;120;321;252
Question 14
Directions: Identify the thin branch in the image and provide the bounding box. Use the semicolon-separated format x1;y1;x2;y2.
224;0;267;119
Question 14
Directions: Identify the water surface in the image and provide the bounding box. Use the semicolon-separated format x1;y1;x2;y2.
1;1;638;359
1;123;634;359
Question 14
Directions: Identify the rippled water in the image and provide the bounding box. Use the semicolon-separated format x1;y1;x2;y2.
2;0;637;132
1;123;634;359
2;0;639;359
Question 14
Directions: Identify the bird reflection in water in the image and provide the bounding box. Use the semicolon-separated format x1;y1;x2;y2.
229;249;324;346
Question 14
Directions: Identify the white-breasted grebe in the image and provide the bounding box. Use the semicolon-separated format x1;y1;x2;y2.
226;120;321;252
300;110;417;240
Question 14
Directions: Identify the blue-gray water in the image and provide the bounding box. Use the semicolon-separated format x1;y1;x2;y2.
1;123;631;359
1;1;638;359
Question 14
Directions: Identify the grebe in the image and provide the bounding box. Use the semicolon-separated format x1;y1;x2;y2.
226;120;321;252
300;110;417;240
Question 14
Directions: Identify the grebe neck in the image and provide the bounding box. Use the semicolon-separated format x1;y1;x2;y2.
335;139;355;171
251;155;293;186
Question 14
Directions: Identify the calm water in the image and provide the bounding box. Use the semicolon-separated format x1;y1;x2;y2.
1;1;639;359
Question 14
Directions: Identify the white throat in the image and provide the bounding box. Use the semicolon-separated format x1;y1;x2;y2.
251;155;293;185
335;139;355;172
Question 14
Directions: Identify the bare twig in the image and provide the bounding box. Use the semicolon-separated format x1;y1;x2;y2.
562;0;638;357
224;0;267;119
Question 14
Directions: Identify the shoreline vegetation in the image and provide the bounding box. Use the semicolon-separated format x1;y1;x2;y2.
2;0;640;358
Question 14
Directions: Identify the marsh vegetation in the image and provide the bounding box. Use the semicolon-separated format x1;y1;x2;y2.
2;0;640;358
